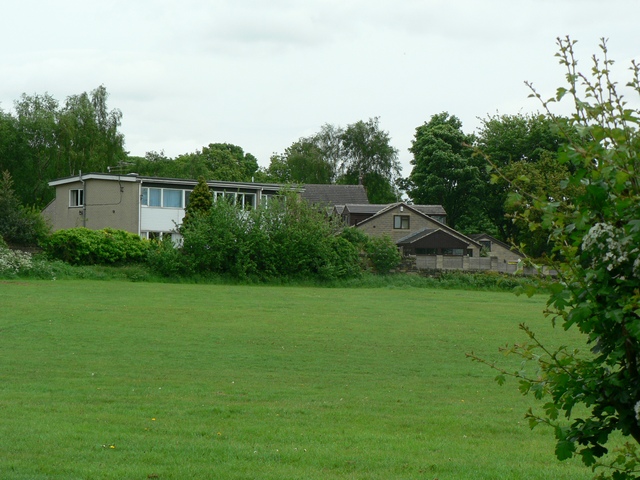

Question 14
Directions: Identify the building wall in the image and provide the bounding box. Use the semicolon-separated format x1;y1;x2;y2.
356;206;440;243
48;179;140;233
488;242;523;263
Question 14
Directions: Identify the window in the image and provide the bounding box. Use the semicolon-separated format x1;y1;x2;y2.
163;189;183;208
480;240;491;252
237;193;255;209
141;187;178;207
149;188;162;206
70;189;84;207
442;248;464;256
416;248;438;255
393;215;410;229
184;190;191;207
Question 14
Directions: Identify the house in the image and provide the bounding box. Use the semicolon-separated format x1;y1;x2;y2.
43;173;286;242
351;202;482;257
335;203;447;227
468;233;525;263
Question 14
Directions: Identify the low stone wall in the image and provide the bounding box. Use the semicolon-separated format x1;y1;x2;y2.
410;255;555;276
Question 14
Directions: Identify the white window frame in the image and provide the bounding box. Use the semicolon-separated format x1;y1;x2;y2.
70;189;84;207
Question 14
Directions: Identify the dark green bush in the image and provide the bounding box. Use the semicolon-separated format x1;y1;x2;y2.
0;171;50;246
364;234;402;274
179;193;362;281
43;228;150;265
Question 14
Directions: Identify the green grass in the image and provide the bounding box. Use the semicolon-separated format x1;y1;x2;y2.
0;280;591;479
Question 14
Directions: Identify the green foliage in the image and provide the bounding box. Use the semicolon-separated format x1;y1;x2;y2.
146;236;189;277
406;112;482;229
364;234;402;274
181;176;213;230
476;113;569;251
43;228;150;265
0;170;50;246
266;139;333;184
178;192;361;281
1;86;125;207
471;37;640;479
339;117;401;202
265;118;401;203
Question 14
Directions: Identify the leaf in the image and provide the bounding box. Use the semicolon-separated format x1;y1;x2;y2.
555;439;576;461
555;87;569;101
495;374;506;386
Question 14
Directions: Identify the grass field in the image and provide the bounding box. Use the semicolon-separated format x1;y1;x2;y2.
0;280;591;479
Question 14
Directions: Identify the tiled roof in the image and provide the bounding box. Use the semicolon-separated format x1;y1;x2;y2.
301;184;369;206
411;205;447;216
343;204;388;214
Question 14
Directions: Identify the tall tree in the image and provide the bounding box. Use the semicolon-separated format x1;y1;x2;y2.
0;86;126;207
339;117;401;203
406;112;481;229
267;118;400;203
265;138;334;184
475;113;566;243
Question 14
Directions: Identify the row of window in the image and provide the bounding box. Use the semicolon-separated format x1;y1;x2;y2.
69;187;279;209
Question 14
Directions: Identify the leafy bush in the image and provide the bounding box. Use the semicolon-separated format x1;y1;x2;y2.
147;237;190;277
0;171;50;246
43;228;150;265
364;235;402;274
179;193;362;281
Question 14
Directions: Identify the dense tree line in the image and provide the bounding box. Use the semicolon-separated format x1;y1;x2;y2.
1;85;572;257
0;86;126;207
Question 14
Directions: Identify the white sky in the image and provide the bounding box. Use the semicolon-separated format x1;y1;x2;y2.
2;0;638;175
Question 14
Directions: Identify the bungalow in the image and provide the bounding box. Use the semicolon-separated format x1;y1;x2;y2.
341;202;482;257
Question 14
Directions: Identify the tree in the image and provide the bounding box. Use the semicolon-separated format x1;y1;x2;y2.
406;112;481;229
181;176;213;230
475;113;567;245
1;86;126;207
469;38;640;479
267;118;401;203
265;139;333;184
172;143;258;182
0;171;50;246
339;117;401;202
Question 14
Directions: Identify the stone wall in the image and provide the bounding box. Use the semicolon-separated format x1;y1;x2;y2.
408;255;555;276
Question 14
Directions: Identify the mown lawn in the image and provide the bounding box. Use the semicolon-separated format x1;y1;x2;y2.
0;280;591;479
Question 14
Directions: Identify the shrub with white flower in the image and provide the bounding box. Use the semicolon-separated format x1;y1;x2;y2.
0;246;33;276
581;222;640;277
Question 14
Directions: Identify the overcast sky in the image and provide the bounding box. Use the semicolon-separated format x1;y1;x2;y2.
2;0;638;174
